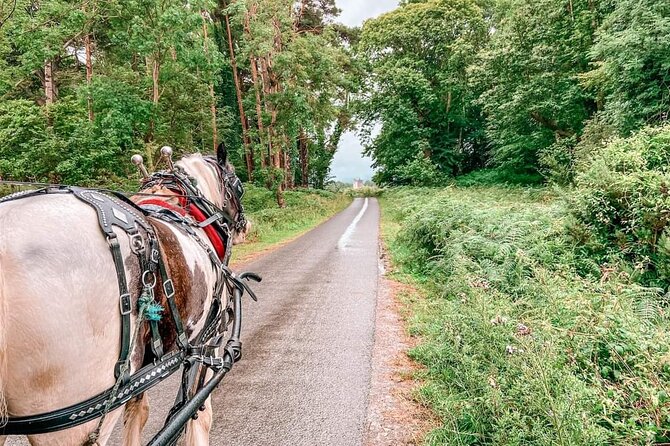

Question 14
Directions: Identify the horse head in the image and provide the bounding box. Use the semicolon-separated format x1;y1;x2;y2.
136;143;251;249
176;143;250;246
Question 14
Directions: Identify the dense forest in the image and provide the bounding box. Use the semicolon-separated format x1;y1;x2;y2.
0;0;358;205
0;0;668;193
359;0;669;185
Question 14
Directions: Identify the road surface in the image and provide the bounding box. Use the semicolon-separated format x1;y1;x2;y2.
7;197;381;445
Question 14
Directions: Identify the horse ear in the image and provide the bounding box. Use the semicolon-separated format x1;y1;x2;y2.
216;142;228;166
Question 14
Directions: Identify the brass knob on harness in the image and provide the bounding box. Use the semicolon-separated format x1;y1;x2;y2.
161;146;175;171
131;154;150;180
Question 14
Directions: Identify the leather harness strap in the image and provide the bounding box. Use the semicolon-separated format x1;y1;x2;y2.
70;187;155;383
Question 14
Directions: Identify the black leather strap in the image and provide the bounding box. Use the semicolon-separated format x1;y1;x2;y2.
157;249;189;349
0;352;183;436
107;236;133;382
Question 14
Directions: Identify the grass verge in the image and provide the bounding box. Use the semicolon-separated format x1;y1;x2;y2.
380;186;670;446
232;184;351;263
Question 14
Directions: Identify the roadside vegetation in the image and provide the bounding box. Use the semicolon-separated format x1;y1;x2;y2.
381;125;670;446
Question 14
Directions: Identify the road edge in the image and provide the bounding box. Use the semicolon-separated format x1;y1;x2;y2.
363;227;438;445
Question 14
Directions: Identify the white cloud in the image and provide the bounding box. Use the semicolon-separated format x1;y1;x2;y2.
336;0;399;27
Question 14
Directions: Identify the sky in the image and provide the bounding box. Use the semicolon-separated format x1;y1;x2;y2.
329;0;400;183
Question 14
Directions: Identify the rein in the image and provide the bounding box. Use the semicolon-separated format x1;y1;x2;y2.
0;167;259;445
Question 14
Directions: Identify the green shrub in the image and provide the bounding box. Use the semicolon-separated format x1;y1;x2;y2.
455;168;543;187
347;186;384;198
538;137;578;185
568;125;670;285
382;187;670;445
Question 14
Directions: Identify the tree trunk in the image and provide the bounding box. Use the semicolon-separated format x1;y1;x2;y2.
202;12;218;151
84;33;94;122
44;59;56;105
299;129;308;187
209;84;218;151
258;55;278;171
244;5;268;170
225;11;254;179
249;56;268;168
284;149;293;189
144;54;161;170
275;184;285;208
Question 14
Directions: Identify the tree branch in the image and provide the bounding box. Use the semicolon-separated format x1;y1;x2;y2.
0;0;17;30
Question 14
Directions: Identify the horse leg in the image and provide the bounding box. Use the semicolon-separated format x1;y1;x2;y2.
123;393;150;446
184;395;213;446
184;366;214;446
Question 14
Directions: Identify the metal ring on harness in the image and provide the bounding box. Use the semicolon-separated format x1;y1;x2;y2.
142;270;158;288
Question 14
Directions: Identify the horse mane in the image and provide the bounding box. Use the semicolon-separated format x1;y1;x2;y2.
181;153;235;173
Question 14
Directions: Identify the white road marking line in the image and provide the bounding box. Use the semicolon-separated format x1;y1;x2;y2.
338;198;369;250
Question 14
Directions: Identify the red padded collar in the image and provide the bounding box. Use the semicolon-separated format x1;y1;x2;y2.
138;198;226;260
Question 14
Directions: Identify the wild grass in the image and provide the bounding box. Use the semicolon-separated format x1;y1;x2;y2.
381;186;670;445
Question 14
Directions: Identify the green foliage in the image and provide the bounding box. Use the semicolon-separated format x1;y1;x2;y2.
537;136;579;185
455;167;543;187
383;151;447;187
568;125;670;285
346;186;383;198
357;0;488;184
0;0;354;190
382;187;670;445
585;0;670;134
360;0;669;185
472;0;607;171
0;0;223;185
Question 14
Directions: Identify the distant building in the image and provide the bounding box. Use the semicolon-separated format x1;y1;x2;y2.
352;179;364;190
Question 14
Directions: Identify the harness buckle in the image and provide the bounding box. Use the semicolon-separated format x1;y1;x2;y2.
151;248;160;264
119;293;132;316
163;279;175;298
129;233;145;254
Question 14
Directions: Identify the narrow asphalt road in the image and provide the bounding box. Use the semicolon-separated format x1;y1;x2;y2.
209;197;380;445
7;197;381;446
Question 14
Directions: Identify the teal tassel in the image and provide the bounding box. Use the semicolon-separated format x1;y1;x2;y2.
144;302;164;321
138;290;164;322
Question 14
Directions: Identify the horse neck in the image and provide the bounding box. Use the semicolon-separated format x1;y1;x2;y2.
152;219;219;344
177;157;224;208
